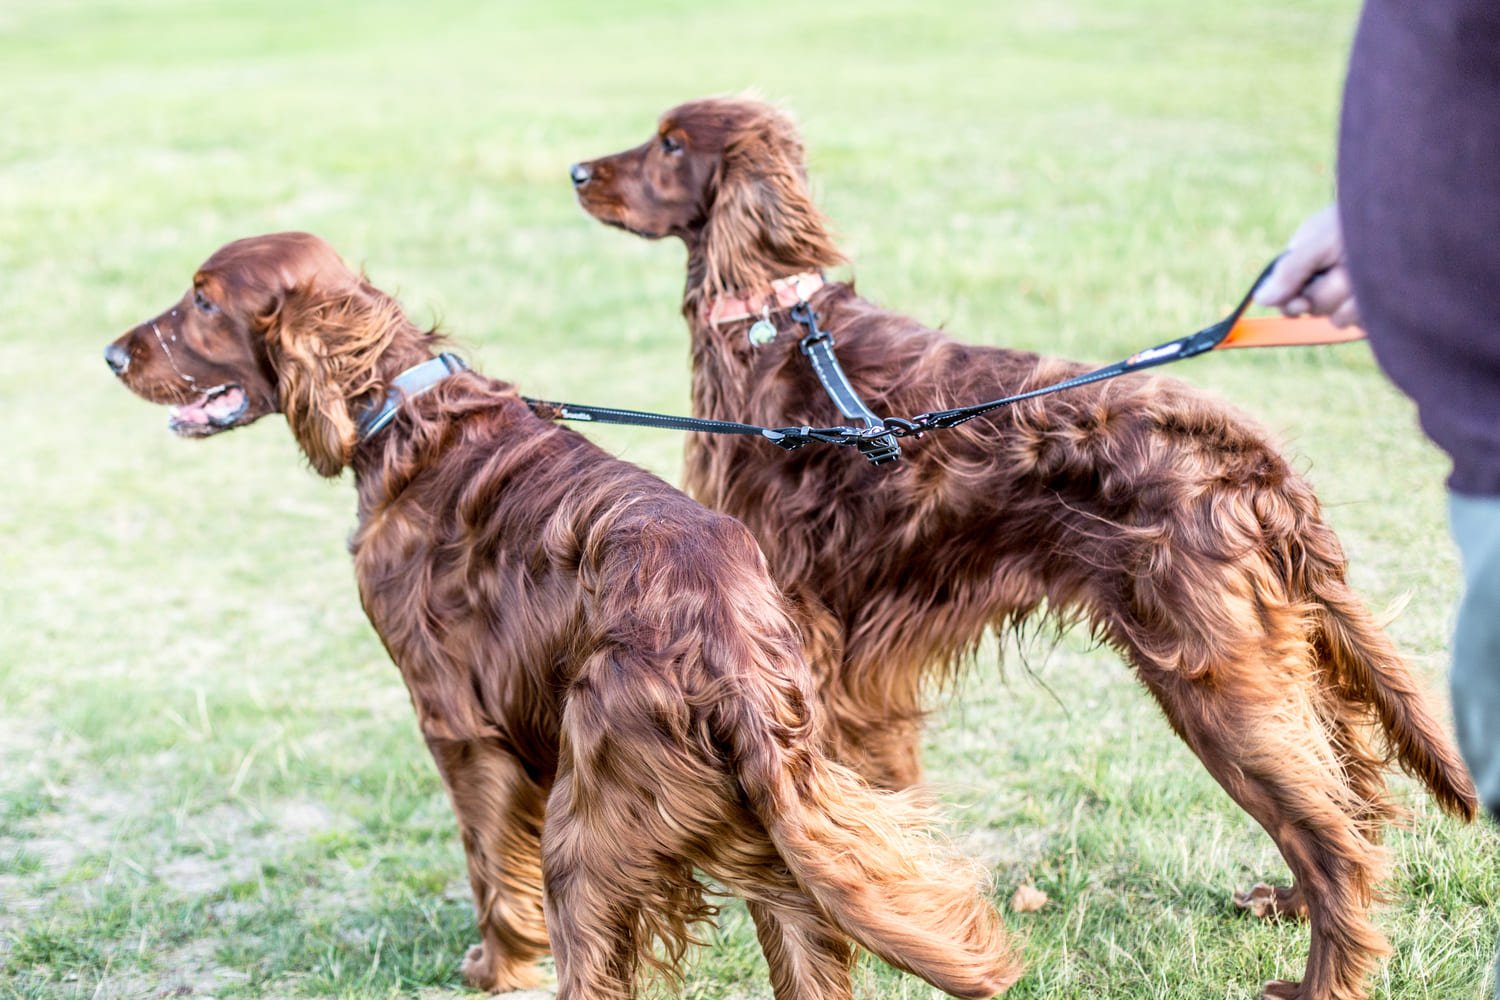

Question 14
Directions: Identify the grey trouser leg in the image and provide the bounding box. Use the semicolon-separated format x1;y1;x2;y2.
1447;492;1500;998
1450;493;1500;818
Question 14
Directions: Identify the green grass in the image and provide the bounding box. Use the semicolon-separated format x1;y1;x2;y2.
1;0;1495;997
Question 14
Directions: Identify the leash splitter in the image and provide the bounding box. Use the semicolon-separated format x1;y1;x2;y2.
528;258;1365;462
790;301;902;465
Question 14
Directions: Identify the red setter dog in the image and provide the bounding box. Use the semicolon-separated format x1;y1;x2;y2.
570;97;1480;1000
102;232;1021;1000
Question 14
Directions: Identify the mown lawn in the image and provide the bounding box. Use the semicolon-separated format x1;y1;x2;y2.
0;1;1493;997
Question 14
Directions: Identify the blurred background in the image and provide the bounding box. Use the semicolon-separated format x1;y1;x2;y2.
2;1;1494;997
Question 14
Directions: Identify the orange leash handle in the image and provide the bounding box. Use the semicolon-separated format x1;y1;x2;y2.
1219;315;1366;350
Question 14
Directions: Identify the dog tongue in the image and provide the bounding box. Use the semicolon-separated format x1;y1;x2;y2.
204;386;245;420
169;400;211;425
169;386;245;426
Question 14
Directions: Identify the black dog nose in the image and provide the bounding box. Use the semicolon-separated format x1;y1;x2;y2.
104;342;130;375
570;162;592;187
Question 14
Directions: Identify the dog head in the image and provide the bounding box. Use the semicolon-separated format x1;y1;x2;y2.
104;232;411;476
570;96;845;301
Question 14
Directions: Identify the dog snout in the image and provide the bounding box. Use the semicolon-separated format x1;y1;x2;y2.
104;341;130;376
570;162;592;187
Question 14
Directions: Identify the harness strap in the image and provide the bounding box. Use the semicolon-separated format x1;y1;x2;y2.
790;302;902;465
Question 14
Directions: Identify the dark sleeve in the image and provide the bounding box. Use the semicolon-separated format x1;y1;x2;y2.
1338;0;1500;496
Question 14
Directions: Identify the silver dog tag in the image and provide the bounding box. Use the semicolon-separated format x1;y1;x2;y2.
748;316;777;348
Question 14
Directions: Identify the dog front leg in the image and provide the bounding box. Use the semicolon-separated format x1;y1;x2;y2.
425;735;550;992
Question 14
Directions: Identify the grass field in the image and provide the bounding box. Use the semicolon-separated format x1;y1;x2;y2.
1;1;1495;997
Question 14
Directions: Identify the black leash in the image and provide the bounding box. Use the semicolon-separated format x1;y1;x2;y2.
528;259;1294;464
518;397;859;452
522;297;915;464
905;259;1278;432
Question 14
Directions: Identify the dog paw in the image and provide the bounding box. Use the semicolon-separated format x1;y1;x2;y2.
461;943;544;993
1232;882;1308;921
1259;978;1303;999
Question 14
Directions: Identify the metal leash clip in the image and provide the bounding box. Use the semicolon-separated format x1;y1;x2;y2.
765;425;815;451
852;424;903;464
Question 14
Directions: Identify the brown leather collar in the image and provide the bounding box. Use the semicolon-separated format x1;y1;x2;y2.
705;271;825;326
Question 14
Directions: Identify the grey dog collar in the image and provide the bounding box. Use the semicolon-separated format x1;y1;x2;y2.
356;352;469;441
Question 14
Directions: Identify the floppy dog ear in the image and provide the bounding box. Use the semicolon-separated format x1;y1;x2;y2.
702;109;845;299
264;281;399;477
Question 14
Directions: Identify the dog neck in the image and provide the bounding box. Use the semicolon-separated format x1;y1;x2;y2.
349;359;535;529
686;276;845;432
702;272;826;326
683;226;844;324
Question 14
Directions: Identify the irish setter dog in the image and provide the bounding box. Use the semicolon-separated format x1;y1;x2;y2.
570;97;1480;1000
102;232;1021;1000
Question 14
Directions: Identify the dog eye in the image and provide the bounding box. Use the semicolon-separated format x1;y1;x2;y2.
193;289;218;314
660;134;683;155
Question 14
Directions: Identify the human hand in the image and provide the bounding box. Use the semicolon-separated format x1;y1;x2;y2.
1253;203;1361;328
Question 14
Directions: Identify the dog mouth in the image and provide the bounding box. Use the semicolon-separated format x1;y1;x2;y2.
576;195;663;239
168;384;248;436
605;218;650;236
600;215;663;240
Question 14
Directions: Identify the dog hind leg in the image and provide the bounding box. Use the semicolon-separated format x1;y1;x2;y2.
745;888;858;999
1136;655;1390;1000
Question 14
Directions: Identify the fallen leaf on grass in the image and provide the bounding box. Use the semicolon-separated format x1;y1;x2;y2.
1009;884;1048;913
